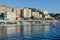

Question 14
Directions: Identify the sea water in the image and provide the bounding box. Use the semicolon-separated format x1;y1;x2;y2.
0;22;60;40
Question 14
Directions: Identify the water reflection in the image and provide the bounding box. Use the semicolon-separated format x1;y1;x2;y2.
0;21;60;40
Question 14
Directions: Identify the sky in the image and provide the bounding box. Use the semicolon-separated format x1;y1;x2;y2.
0;0;60;13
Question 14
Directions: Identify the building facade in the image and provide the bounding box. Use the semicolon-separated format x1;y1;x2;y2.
0;5;51;21
14;8;21;20
0;5;10;20
43;11;50;18
22;8;32;19
7;8;16;21
32;12;39;19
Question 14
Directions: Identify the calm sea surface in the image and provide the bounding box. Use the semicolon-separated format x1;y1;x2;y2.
0;21;60;40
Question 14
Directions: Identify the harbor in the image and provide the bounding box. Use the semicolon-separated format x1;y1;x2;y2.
0;21;60;40
0;5;59;40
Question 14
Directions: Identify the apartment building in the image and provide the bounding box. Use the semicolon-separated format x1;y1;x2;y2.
13;8;21;20
0;5;10;20
22;8;32;19
38;10;43;18
43;10;50;18
7;8;16;21
32;12;39;19
0;5;51;21
0;6;21;21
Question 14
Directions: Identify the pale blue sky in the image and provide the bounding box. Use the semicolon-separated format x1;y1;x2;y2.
0;0;60;13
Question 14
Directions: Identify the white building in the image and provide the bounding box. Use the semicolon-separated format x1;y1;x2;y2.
39;10;43;18
43;11;50;18
32;12;39;18
39;14;42;18
23;8;31;18
7;10;16;21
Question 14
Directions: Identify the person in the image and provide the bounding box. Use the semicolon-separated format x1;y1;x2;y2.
50;22;55;27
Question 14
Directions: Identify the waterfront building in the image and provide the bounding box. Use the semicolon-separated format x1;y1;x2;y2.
43;11;51;18
0;6;21;21
7;8;12;20
21;8;24;18
0;5;8;13
30;8;37;19
0;5;52;22
7;8;16;21
0;5;10;20
22;8;32;19
14;8;21;20
39;10;43;18
32;12;39;19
